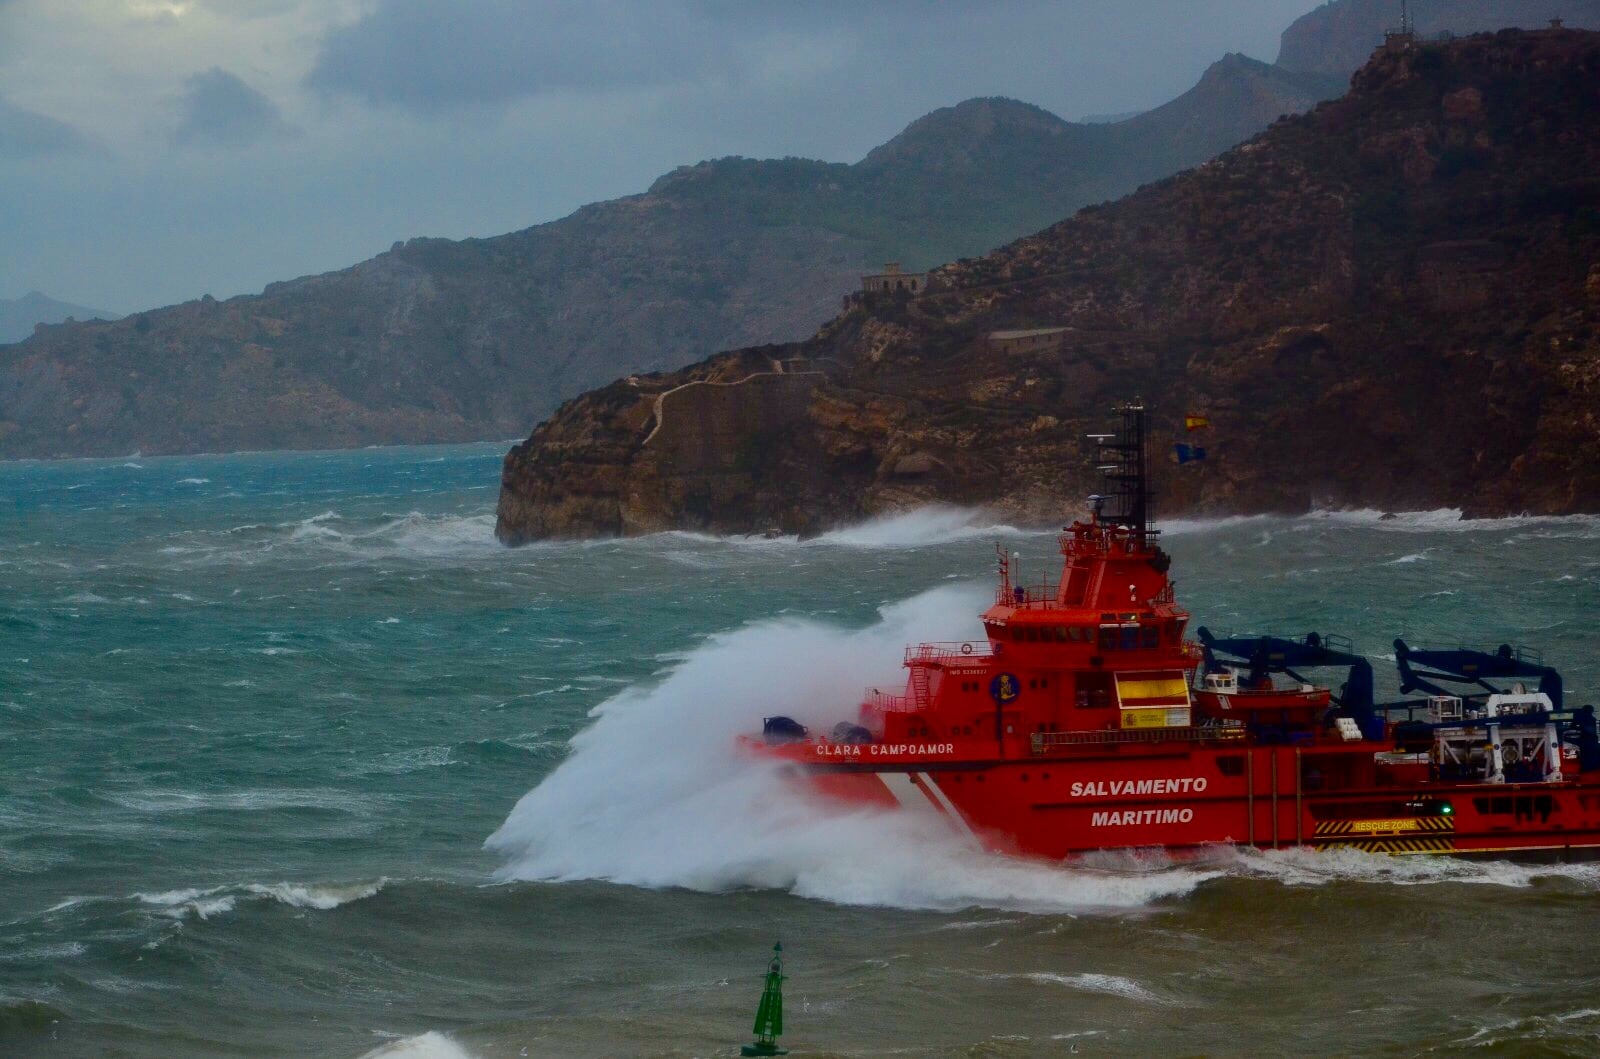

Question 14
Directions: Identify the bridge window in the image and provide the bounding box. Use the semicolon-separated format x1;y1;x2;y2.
1142;626;1160;649
1099;627;1142;650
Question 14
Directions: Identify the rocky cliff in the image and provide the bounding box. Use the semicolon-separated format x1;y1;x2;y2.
497;29;1600;542
0;58;1342;460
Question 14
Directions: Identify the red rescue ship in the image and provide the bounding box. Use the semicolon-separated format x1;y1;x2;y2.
744;404;1600;860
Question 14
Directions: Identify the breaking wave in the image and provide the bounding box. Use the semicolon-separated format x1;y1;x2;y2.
634;506;1047;550
162;510;502;566
133;879;385;920
1301;508;1600;535
992;971;1178;1005
486;584;1220;914
1223;846;1600;889
487;586;1600;914
279;511;499;559
358;1033;481;1059
811;506;1042;548
107;787;384;814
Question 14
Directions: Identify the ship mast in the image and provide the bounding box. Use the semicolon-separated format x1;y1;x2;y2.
1089;401;1155;547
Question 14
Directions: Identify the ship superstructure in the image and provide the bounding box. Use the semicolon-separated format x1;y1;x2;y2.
745;404;1600;860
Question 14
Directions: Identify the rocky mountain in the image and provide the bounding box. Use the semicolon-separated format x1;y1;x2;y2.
0;54;1343;459
496;29;1600;542
0;292;117;345
1277;0;1600;76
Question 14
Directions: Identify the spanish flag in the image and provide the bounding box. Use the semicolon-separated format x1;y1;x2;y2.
1184;413;1210;431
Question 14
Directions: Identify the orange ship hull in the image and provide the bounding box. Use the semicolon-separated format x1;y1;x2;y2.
751;738;1600;861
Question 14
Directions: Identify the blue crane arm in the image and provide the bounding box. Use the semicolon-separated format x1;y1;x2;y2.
1195;628;1375;711
1393;640;1564;710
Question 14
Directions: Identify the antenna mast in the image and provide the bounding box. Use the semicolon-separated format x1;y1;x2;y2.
1090;402;1155;547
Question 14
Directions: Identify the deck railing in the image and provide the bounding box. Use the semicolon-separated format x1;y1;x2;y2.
904;641;995;665
1031;725;1246;753
863;688;913;713
994;581;1058;607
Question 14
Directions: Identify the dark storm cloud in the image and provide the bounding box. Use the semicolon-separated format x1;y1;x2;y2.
174;67;295;145
0;95;89;156
7;0;1324;312
307;0;728;109
304;0;1319;118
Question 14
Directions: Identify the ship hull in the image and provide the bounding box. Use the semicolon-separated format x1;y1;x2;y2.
777;743;1600;861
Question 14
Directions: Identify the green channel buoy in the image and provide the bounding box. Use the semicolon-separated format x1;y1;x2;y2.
740;941;789;1057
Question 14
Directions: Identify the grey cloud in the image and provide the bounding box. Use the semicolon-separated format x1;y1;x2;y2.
0;95;89;157
306;0;733;108
174;67;295;145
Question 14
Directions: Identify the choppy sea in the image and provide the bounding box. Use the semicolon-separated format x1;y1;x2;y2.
2;443;1599;1058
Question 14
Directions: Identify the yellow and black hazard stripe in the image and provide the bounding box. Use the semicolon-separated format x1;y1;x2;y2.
1313;836;1456;854
1314;816;1454;837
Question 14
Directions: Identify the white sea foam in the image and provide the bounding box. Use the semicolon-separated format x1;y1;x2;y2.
357;1032;480;1059
354;746;454;775
108;787;377;813
176;477;210;485
486;584;1600;913
1159;513;1279;536
995;971;1174;1005
135;879;384;919
487;585;1219;914
244;880;385;910
1303;508;1600;535
271;510;499;559
1218;846;1600;889
810;506;1042;548
627;506;1045;551
0;941;88;962
135;888;238;920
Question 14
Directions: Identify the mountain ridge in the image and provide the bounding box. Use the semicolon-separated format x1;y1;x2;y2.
494;28;1600;542
0;292;118;345
0;55;1342;459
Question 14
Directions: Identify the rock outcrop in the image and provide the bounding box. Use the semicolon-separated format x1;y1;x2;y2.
497;30;1600;542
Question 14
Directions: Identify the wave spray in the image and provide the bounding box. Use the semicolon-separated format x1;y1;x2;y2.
486;584;1215;912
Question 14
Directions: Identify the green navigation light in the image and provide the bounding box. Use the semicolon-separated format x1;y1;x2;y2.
741;941;789;1057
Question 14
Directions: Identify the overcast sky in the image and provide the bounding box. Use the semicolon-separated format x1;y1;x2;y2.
1;0;1323;314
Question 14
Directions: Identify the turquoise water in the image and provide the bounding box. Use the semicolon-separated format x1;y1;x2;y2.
2;444;1599;1058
